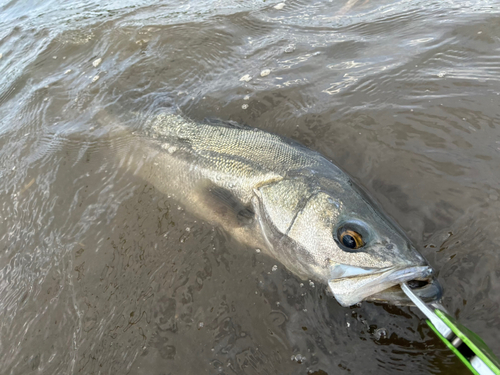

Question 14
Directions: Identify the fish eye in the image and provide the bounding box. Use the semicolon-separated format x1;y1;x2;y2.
338;228;364;250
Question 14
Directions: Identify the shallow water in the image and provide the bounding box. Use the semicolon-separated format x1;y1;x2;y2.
1;0;499;373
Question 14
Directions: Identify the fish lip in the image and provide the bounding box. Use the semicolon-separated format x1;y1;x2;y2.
328;265;434;307
365;277;443;306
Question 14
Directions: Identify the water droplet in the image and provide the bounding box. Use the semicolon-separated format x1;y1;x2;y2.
260;69;271;77
291;354;305;363
255;249;261;253
374;328;387;340
92;58;102;67
239;74;252;82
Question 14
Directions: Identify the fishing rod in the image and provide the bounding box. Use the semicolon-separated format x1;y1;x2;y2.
401;282;500;375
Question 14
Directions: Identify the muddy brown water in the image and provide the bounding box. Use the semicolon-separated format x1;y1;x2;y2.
1;0;499;374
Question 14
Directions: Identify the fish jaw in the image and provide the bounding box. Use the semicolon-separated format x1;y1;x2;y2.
364;277;443;306
327;265;435;307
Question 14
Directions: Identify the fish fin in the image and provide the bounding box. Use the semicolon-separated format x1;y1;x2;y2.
202;117;254;131
198;182;255;227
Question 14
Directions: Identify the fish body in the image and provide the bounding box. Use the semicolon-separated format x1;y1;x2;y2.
125;114;441;306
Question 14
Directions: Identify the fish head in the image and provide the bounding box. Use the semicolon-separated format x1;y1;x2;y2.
256;174;442;307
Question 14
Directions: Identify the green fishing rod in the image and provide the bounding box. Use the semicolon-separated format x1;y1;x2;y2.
401;282;500;375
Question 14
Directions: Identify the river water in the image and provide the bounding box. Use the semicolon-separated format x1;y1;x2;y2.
1;0;499;374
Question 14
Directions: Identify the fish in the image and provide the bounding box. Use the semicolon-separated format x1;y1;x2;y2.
120;113;442;307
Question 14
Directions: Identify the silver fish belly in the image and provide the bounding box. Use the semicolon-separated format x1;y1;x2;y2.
123;114;441;307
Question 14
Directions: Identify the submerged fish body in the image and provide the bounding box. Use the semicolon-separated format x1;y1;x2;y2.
126;114;441;307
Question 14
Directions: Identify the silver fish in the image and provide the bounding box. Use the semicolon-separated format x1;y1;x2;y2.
121;113;441;307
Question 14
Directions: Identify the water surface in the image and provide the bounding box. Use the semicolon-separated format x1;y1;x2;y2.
1;0;499;373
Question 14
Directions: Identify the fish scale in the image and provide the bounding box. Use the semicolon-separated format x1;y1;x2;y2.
147;114;334;178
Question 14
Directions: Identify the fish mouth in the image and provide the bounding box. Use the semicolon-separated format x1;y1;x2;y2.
328;265;442;307
365;277;442;306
